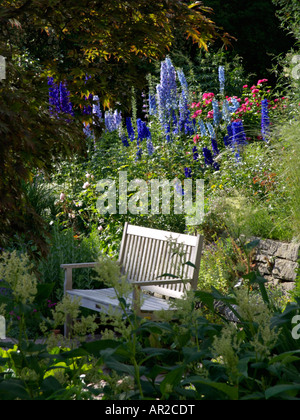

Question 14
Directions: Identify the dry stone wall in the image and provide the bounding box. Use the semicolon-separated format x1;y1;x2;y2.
252;238;300;293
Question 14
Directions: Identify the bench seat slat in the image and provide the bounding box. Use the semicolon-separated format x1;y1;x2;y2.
67;288;173;313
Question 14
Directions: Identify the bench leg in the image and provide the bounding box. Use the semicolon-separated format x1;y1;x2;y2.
64;314;72;338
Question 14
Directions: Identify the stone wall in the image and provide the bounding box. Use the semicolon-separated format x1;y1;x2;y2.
252;238;300;293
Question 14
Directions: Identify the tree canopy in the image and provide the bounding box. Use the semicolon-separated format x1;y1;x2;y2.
0;0;232;253
1;0;232;108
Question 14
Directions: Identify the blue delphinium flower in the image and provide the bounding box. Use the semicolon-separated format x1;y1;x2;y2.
229;97;240;113
104;111;115;132
203;147;214;166
149;93;157;115
218;66;225;94
212;100;222;126
177;68;194;135
48;77;74;117
222;99;231;124
192;146;198;161
178;89;194;135
172;110;179;135
156;57;178;140
147;139;154;156
211;137;219;155
137;118;151;141
83;93;93;115
156;57;177;115
223;135;231;147
126;117;135;141
229;120;247;162
206;122;216;139
203;147;220;170
121;134;129;147
83;123;94;139
92;95;103;124
232;121;247;147
135;147;143;161
104;109;122;132
177;69;188;90
199;119;207;137
223;124;234;147
48;77;60;115
184;167;192;178
261;98;270;141
59;81;74;116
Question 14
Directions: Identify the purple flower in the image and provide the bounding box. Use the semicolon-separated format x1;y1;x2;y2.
48;77;60;115
192;146;198;161
126;117;135;141
261;99;270;141
184;167;192;178
218;66;225;94
59;81;74;115
231;121;247;146
147;139;154;156
211;138;219;155
121;133;129;147
48;77;74;117
137;118;151;141
135;147;143;161
203;147;213;166
149;94;157;115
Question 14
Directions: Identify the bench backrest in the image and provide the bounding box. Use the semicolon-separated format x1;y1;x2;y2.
118;223;204;299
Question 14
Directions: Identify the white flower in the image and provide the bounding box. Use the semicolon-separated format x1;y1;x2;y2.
83;182;90;189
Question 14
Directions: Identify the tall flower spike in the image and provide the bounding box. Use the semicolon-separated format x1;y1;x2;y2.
59;81;74;116
203;147;214;166
212;100;222;127
199;119;207;137
206;122;216;139
147;139;154;156
261;99;270;141
126;117;135;142
218;66;225;94
48;77;60;115
156;57;178;140
92;95;103;124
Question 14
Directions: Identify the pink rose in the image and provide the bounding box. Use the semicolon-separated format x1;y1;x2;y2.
193;134;200;143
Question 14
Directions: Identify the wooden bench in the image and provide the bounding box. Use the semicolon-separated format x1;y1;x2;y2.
61;223;204;336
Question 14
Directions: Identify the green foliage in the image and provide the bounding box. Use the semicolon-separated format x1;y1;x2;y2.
272;114;300;240
272;0;300;41
38;223;104;301
1;246;300;400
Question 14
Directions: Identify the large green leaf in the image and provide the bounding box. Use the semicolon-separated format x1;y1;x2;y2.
265;384;300;400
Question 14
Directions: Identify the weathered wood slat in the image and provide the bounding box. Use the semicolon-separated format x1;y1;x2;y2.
67;288;172;313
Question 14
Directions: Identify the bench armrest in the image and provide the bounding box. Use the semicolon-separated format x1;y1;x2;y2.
61;262;98;291
61;262;98;269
